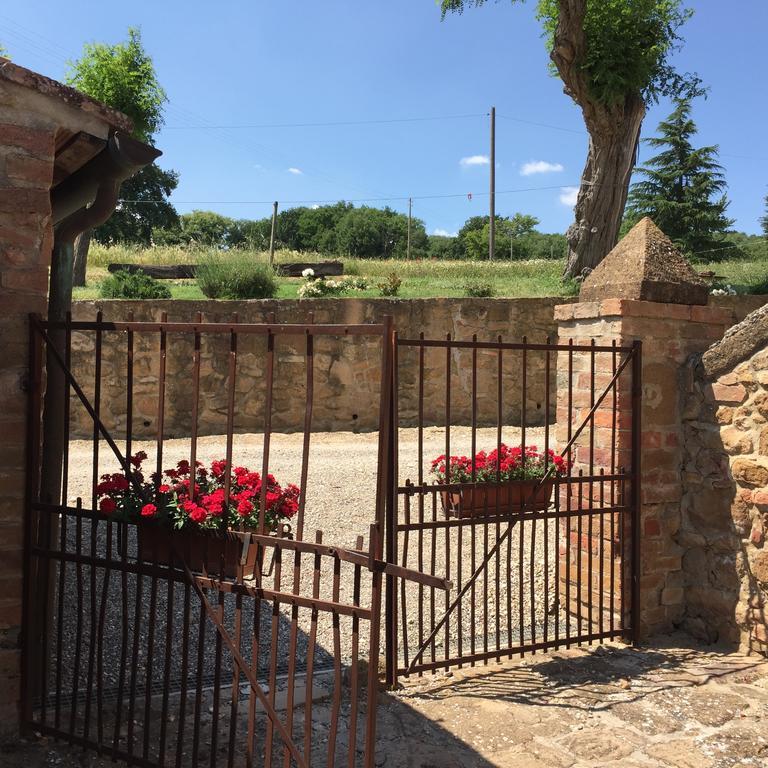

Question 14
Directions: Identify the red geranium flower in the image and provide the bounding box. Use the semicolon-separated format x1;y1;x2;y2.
141;503;157;518
99;497;116;514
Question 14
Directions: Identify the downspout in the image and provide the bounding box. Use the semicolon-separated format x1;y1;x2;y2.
41;131;160;506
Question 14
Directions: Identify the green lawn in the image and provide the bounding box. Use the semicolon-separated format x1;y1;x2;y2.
71;243;768;301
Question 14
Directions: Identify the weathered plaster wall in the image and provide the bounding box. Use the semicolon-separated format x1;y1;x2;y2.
680;303;768;652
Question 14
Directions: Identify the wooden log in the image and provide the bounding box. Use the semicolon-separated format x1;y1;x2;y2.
107;261;344;279
108;263;197;279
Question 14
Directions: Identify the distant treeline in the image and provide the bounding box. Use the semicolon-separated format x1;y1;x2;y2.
95;201;766;262
96;202;568;260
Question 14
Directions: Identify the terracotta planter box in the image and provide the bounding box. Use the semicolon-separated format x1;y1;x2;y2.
441;479;555;519
138;525;259;578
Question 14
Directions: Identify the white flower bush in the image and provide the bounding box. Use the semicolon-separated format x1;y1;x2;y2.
711;284;736;296
297;272;369;299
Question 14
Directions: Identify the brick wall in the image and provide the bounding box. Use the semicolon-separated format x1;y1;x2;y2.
0;120;56;736
555;299;730;638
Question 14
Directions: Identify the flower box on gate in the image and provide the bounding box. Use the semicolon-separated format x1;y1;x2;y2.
441;479;555;518
138;524;260;578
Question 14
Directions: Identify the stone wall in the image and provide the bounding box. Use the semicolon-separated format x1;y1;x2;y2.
680;303;768;652
65;295;765;443
68;297;573;439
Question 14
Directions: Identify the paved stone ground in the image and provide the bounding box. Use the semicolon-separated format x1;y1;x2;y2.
4;634;768;767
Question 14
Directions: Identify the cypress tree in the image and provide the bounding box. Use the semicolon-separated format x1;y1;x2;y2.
625;97;733;259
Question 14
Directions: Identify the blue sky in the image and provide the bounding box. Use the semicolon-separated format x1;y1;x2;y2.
3;1;767;237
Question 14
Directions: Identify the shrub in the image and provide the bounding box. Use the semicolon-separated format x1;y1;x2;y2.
99;269;172;300
464;280;494;298
378;272;402;297
196;253;278;299
297;269;368;298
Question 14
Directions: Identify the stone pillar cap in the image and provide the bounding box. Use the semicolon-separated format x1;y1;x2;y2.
579;217;709;305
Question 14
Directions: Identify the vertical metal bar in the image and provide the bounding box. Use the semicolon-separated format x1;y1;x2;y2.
264;545;283;764
380;317;396;688
347;537;363;767
282;547;302;767
226;591;242;768
565;340;573;648
127;557;145;760
143;548;159;763
631;341;643;642
224;314;238;509
417;335;425;674
191;599;207;768
430;492;437;666
303;530;323;762
296;329;314;541
364;523;383;768
326;554;343;766
576;469;584;640
610;341;618;636
67;498;84;739
54;314;71;729
389;329;399;680
401;491;411;671
209;589;225;768
588;340;595;636
21;315;43;728
158;566;175;767
155;311;168;493
83;312;102;742
174;580;192;768
259;328;275;534
599;467;605;640
189;312;202;500
543;338;551;645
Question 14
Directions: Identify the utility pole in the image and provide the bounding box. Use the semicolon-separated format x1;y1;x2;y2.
489;105;495;261
269;200;278;266
407;197;412;260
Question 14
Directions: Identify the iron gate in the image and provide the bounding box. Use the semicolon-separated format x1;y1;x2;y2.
22;312;447;767
385;332;641;683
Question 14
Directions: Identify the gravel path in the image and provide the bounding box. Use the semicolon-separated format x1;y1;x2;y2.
50;427;560;703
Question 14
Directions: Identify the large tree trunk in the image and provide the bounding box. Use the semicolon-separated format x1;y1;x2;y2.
548;0;646;278
72;228;91;287
564;98;645;278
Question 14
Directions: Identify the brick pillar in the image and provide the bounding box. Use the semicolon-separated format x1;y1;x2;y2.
0;121;56;737
555;298;729;637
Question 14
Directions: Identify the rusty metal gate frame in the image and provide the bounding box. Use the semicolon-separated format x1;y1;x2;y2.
384;333;642;685
22;312;448;768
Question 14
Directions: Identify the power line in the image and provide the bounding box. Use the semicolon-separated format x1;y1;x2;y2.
119;184;577;206
497;113;583;135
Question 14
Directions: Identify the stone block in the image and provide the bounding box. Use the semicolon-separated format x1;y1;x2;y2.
732;458;768;488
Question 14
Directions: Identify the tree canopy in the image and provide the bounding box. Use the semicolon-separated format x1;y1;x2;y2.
440;0;697;277
65;28;179;248
65;27;166;144
624;97;732;259
761;192;768;238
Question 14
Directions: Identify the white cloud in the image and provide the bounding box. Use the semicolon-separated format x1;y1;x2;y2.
287;167;303;175
459;154;490;168
433;228;457;237
521;160;564;176
559;186;579;207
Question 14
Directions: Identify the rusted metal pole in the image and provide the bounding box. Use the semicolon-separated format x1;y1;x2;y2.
489;106;495;260
630;340;643;642
269;200;278;266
